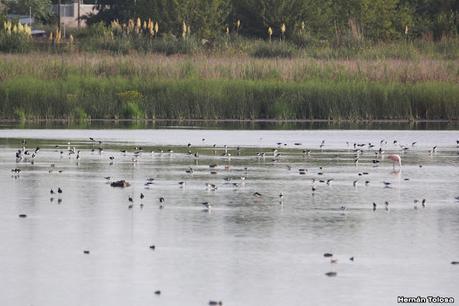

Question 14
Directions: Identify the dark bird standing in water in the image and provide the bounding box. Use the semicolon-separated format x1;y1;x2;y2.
202;202;212;211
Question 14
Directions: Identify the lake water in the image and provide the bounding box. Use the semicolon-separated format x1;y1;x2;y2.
0;127;458;306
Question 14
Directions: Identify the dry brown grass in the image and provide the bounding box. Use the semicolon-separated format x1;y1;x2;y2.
0;52;457;83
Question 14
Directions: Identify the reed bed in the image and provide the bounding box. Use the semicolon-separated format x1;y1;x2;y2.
0;76;457;121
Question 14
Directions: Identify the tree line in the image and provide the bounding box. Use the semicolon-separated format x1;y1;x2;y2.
1;0;458;42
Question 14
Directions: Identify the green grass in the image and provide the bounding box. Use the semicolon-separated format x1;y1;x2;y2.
0;76;457;121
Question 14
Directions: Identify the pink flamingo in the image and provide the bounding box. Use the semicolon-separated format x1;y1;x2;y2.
388;154;401;169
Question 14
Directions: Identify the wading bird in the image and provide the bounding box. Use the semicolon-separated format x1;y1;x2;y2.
387;154;401;170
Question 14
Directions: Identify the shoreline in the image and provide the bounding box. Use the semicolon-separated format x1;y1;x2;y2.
0;118;458;123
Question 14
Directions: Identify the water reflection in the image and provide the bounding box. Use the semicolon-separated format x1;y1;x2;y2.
1;120;458;130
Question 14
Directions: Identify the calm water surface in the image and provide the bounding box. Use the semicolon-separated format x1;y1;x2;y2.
0;128;458;306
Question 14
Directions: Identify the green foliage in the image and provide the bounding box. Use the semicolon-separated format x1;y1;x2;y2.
250;40;296;58
176;0;231;39
0;32;32;53
71;107;89;122
147;34;199;55
77;31;201;55
2;0;52;23
88;0;230;39
0;75;457;121
117;90;144;119
0;0;456;43
14;107;26;121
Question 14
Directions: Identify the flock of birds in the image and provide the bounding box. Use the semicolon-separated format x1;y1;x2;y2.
10;136;459;290
12;138;459;212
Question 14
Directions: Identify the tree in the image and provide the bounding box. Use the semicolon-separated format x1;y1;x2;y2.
176;0;230;38
400;0;458;39
360;0;400;40
2;0;52;22
87;0;230;39
231;0;327;38
84;0;458;41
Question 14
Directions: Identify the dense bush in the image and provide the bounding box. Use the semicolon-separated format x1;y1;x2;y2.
249;41;297;58
0;32;32;53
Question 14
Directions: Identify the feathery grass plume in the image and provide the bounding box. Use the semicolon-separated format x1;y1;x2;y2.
236;19;241;33
148;19;154;36
301;21;305;32
24;24;31;36
154;22;159;34
3;20;12;34
55;28;61;44
48;31;53;42
187;25;191;36
143;20;147;31
69;34;74;44
182;21;187;38
405;25;409;35
111;20;122;35
127;19;134;34
281;23;286;41
268;27;273;41
226;27;229;35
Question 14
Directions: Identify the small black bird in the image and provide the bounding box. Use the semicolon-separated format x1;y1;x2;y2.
140;193;144;200
128;196;133;203
57;187;63;194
